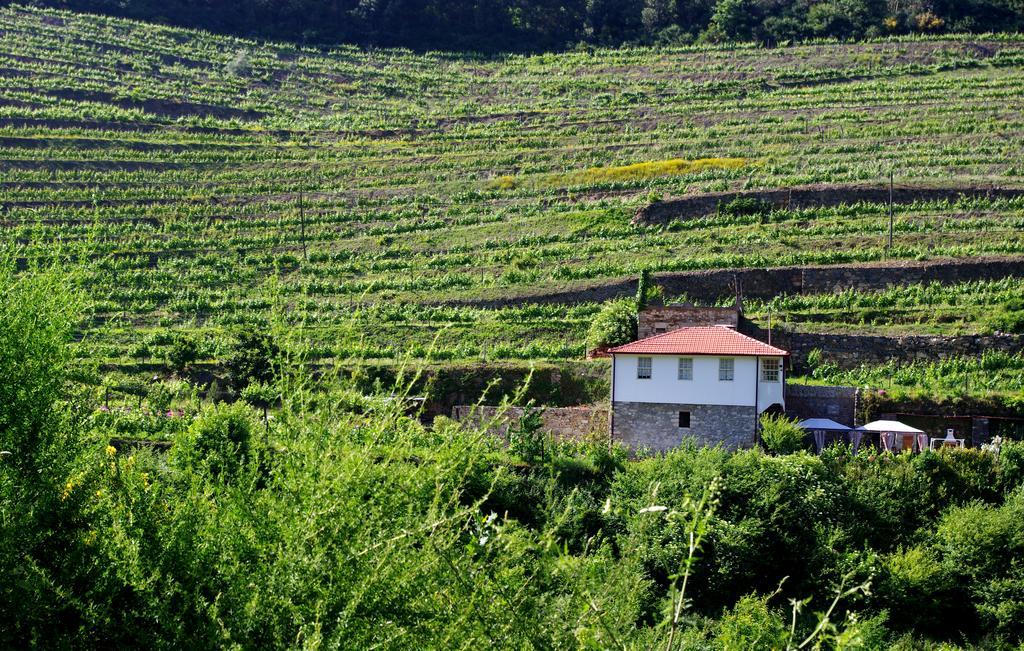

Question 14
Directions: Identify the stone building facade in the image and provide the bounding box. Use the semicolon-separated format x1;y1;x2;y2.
611;401;756;451
637;304;741;339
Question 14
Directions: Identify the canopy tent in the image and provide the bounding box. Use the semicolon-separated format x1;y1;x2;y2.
856;420;925;434
798;418;852;431
855;420;926;452
798;418;852;453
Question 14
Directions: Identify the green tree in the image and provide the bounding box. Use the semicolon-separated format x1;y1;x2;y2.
587;300;638;350
703;0;759;40
635;268;652;312
165;332;199;372
225;329;280;391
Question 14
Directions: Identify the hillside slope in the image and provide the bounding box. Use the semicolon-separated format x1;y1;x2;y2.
2;6;1024;365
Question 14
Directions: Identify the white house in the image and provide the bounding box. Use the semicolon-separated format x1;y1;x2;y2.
608;325;788;451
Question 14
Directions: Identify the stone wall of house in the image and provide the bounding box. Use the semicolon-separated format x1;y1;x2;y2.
450;405;609;442
637;305;740;339
785;384;859;426
612;401;756;452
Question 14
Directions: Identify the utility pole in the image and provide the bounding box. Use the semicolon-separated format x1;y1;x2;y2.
299;192;307;261
887;169;894;251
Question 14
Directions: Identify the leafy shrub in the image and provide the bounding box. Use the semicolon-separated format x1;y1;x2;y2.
759;413;807;455
225;329;280;391
998;437;1024;494
586;300;637;350
718;197;775;217
988;304;1024;334
169;401;262;479
165;332;199;371
932;489;1024;641
875;545;959;637
708;451;846;601
911;447;1000;507
508;404;546;462
715;593;788;650
224;49;251;76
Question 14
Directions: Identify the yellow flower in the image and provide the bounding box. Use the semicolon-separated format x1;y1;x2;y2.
61;480;74;501
105;445;117;457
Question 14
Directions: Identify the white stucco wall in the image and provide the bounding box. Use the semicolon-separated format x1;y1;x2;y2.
612;354;784;412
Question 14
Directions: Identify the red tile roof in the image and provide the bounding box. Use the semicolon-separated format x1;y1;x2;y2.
608;326;788;356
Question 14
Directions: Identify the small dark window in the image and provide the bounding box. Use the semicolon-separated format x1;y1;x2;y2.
678;411;691;429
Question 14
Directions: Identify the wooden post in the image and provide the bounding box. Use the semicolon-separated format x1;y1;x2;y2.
299;192;307;261
888;169;894;250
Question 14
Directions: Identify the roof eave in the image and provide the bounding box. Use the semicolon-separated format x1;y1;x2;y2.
608;350;789;356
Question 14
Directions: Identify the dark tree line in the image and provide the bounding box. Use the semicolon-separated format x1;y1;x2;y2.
19;0;1024;51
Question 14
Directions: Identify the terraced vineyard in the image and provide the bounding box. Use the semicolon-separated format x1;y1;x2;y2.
3;5;1024;372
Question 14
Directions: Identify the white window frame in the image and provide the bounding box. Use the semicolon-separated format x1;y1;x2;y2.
637;357;652;379
761;358;780;383
677;357;693;381
718;358;734;382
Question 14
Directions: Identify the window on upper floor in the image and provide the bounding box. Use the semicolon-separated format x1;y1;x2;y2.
761;358;780;382
637;357;652;379
719;358;734;381
677;357;693;380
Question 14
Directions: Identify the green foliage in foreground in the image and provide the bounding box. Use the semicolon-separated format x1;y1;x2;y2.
759;413;809;455
7;268;1024;649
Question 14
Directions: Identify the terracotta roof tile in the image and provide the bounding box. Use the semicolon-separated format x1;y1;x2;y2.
608;326;788;356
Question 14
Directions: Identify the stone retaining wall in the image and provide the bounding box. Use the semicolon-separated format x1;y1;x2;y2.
632;183;1024;225
784;384;859;426
452;256;1024;309
753;328;1024;372
450;405;608;442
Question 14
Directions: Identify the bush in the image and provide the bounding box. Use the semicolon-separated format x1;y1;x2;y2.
875;545;959;637
986;305;1024;334
165;332;199;371
225;329;280;392
718;197;775;217
998;438;1024;494
759;413;807;455
169;401;262;479
586;300;637;350
932;490;1024;641
0;265;85;645
508;403;546;462
715;594;788;649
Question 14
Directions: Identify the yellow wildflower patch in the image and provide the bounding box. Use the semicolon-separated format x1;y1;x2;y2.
488;157;751;191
